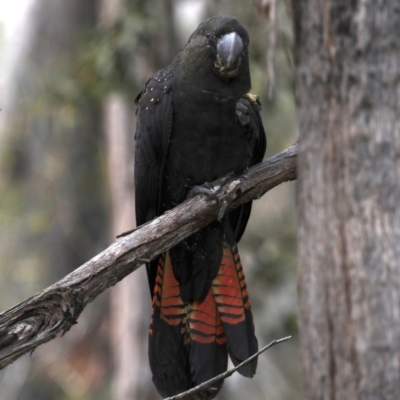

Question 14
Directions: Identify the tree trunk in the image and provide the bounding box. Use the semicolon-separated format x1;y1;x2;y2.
98;2;148;398
294;1;400;399
104;95;148;400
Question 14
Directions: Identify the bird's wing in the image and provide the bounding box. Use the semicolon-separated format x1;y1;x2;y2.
249;101;267;166
134;68;173;292
134;68;173;225
228;99;267;242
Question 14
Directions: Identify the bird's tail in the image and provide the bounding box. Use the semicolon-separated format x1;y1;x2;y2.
211;238;258;377
149;237;258;399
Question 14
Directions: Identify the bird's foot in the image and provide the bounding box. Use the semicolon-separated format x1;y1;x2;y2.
187;182;219;204
243;92;261;110
243;92;260;104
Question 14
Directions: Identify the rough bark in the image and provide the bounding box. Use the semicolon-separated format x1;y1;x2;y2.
0;143;297;370
294;1;400;399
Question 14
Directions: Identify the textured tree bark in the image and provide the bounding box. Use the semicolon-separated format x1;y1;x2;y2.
294;1;400;399
0;144;297;371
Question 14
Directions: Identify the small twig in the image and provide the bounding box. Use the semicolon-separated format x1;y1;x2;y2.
217;200;228;221
165;336;292;400
136;257;151;264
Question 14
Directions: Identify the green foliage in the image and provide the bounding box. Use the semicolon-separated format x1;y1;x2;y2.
46;0;171;104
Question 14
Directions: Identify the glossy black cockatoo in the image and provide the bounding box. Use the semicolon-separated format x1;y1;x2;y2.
134;15;266;399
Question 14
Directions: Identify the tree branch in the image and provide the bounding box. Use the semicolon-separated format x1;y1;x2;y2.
0;143;297;370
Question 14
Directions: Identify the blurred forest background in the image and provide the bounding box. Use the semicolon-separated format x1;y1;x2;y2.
0;1;298;399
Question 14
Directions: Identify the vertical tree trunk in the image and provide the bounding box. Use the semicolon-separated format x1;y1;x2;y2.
99;2;147;398
294;1;400;399
104;94;148;400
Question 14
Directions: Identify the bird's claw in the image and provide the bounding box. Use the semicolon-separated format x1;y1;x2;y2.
243;92;260;105
187;182;219;204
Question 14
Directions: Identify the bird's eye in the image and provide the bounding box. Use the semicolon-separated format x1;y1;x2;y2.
206;32;211;39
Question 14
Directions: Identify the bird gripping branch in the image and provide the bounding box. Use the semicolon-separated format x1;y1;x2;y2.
134;15;266;399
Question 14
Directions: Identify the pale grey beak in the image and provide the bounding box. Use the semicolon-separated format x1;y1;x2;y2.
215;32;243;78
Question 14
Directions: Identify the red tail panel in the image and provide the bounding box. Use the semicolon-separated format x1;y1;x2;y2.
232;242;251;310
189;287;226;345
212;238;258;377
150;252;187;333
212;242;246;324
188;286;228;398
148;253;191;397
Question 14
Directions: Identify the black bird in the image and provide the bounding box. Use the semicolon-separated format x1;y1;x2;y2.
134;15;266;399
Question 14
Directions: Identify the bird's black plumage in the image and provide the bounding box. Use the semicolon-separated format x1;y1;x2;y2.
135;15;266;399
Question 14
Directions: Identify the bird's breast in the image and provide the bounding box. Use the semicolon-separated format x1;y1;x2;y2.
163;93;253;209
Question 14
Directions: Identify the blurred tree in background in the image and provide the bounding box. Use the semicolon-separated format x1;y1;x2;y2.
0;1;298;399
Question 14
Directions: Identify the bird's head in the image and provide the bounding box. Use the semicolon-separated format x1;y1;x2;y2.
184;15;250;83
